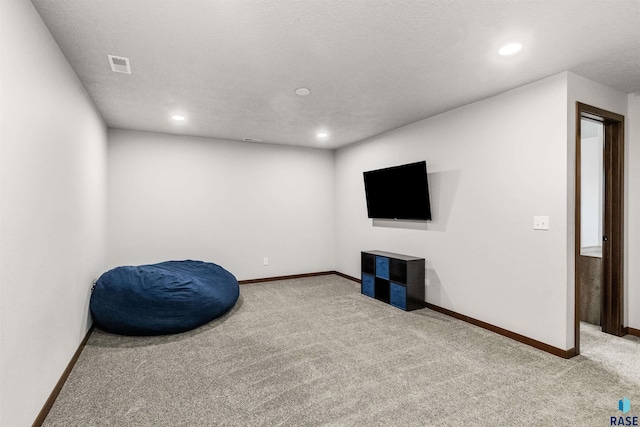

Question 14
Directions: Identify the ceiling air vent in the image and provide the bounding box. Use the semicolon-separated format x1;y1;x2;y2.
107;55;131;74
242;137;263;143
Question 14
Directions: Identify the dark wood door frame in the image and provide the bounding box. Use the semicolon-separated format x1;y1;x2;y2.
575;102;625;355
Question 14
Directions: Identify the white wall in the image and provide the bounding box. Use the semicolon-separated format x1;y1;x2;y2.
628;92;640;330
107;129;334;280
333;72;634;351
0;1;107;426
335;74;571;350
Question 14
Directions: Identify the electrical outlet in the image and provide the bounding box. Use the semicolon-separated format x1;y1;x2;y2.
534;216;549;230
263;257;269;266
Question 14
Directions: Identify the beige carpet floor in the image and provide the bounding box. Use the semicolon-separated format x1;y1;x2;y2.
43;275;640;426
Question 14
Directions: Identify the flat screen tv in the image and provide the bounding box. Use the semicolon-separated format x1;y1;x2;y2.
363;161;432;221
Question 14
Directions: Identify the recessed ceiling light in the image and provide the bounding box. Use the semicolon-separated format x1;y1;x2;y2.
295;87;311;96
171;114;185;121
499;43;522;56
316;132;328;138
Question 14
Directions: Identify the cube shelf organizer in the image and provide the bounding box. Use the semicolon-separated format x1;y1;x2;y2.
361;250;426;311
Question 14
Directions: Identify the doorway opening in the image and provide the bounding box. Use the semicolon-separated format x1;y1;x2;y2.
575;102;624;356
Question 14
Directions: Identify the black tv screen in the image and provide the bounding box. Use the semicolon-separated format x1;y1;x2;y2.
363;161;432;221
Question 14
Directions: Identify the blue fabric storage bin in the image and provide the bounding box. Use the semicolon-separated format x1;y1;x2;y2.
375;256;389;279
361;273;375;297
390;282;407;310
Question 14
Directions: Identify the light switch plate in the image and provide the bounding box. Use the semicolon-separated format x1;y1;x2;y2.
534;216;549;230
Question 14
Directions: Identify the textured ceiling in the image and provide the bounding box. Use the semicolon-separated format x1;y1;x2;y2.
31;0;640;149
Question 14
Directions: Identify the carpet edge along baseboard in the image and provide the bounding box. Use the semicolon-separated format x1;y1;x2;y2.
238;271;336;284
32;325;94;427
336;271;575;359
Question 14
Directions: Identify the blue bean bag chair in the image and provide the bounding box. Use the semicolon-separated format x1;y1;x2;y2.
90;260;239;336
